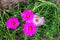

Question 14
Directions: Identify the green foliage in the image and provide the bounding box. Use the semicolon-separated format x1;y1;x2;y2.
0;0;60;40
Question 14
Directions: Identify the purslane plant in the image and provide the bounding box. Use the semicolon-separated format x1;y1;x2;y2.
0;0;58;40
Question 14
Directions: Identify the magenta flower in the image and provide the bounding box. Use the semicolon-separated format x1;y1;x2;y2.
6;17;20;29
21;10;34;21
23;22;37;36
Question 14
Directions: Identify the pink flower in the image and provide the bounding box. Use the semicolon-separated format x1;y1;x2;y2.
6;17;20;29
32;14;44;26
21;10;34;21
23;22;37;36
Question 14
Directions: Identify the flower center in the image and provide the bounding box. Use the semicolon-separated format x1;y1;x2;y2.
35;19;39;22
28;26;33;30
11;21;15;25
26;14;30;18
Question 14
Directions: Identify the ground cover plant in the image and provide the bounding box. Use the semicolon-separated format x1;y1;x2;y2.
0;0;60;40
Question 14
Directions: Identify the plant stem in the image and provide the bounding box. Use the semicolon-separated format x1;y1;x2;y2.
10;34;14;40
32;4;43;12
24;35;27;40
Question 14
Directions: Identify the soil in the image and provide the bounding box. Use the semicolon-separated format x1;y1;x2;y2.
0;0;28;13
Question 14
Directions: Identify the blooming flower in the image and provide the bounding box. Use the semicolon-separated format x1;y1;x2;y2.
32;14;44;26
6;17;20;29
21;10;34;21
23;22;37;36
